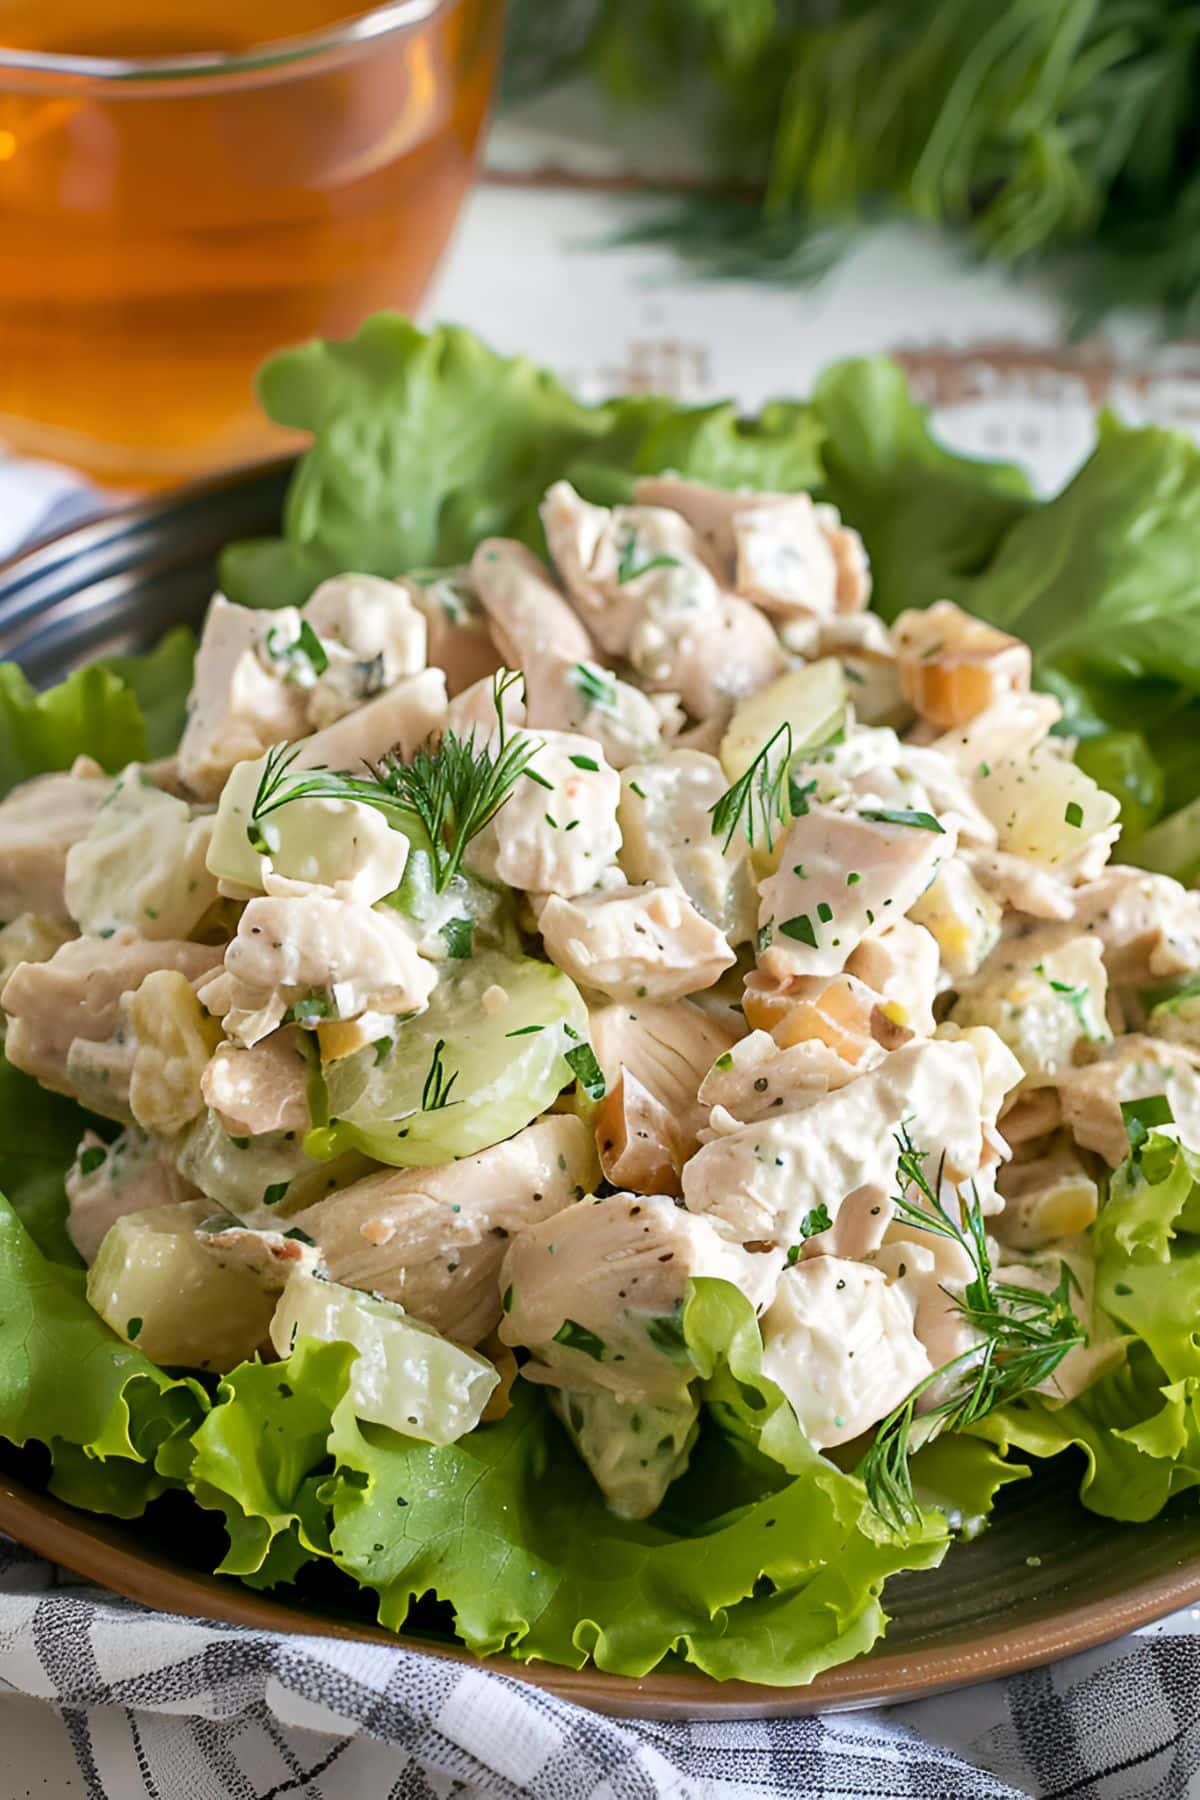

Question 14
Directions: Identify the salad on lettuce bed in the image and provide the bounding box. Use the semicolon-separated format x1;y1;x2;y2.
2;317;1200;1687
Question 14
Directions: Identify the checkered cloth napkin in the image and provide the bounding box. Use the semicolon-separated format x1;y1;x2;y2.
4;459;1200;1800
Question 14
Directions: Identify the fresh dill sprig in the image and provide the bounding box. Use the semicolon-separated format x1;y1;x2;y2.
247;670;540;891
709;721;794;853
858;1124;1085;1534
420;1038;459;1111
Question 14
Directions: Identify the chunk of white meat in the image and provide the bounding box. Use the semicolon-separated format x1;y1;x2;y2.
975;747;1120;882
550;1385;698;1521
299;572;427;728
995;1240;1123;1403
201;894;437;1047
538;886;736;1003
931;690;1062;779
541;481;784;720
542;480;716;657
65;1126;199;1264
618;751;756;945
0;759;110;926
1;929;220;1101
869;1229;978;1371
935;1023;1025;1144
802;613;904;728
499;1191;782;1404
64;766;218;940
290;668;448;772
469;537;593;668
965;847;1076;922
845;918;941;1037
399;568;503;698
760;1260;932;1451
697;1028;862;1132
207;758;410;905
894;744;998;849
908;855;1003;980
894;601;1031;731
0;914;71;992
525;659;671;771
632;477;871;613
593;1067;685;1195
734;495;842;619
178;595;309;799
468;728;621;897
1055;1035;1200;1167
291;1116;596;1346
1068;866;1200;986
681;1036;988;1250
949;931;1111;1087
993;1139;1101;1250
201;1029;311;1139
758;805;954;982
589;997;741;1160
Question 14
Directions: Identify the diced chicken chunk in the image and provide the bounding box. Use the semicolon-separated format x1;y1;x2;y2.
469;538;593;669
697;1028;862;1129
538;886;736;1003
869;1229;978;1370
734;496;842;619
499;1191;782;1404
399;568;502;698
291;668;448;772
1;930;220;1100
0;914;71;991
197;1224;324;1290
201;1029;311;1138
64;766;218;940
541;481;784;720
525;660;671;771
0;760;110;926
995;1242;1123;1403
593;1068;682;1194
950;930;1110;1087
618;751;757;944
178;595;309;800
65;1127;199;1264
202;894;437;1047
1055;1035;1200;1167
588;997;742;1160
931;690;1062;779
965;848;1076;922
1068;866;1200;986
468;728;621;897
292;1116;596;1346
894;601;1030;730
682;1037;988;1249
760;1260;931;1450
300;572;427;728
758;805;953;981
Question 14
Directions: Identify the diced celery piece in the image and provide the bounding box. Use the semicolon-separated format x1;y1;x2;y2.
270;1272;497;1444
87;1201;275;1372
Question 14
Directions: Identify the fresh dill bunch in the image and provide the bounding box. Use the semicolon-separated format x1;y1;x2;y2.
858;1125;1085;1534
247;670;540;891
506;0;1200;323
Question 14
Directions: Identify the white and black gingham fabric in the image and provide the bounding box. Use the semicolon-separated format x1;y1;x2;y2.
3;1538;1200;1800
4;464;1200;1800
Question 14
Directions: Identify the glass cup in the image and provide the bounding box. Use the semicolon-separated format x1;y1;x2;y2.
0;0;503;487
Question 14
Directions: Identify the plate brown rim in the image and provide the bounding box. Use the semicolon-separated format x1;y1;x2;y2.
5;463;1200;1719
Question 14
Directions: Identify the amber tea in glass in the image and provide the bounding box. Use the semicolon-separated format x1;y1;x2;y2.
0;0;502;486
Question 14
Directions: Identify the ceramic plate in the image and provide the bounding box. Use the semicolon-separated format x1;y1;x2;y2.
3;468;1200;1719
